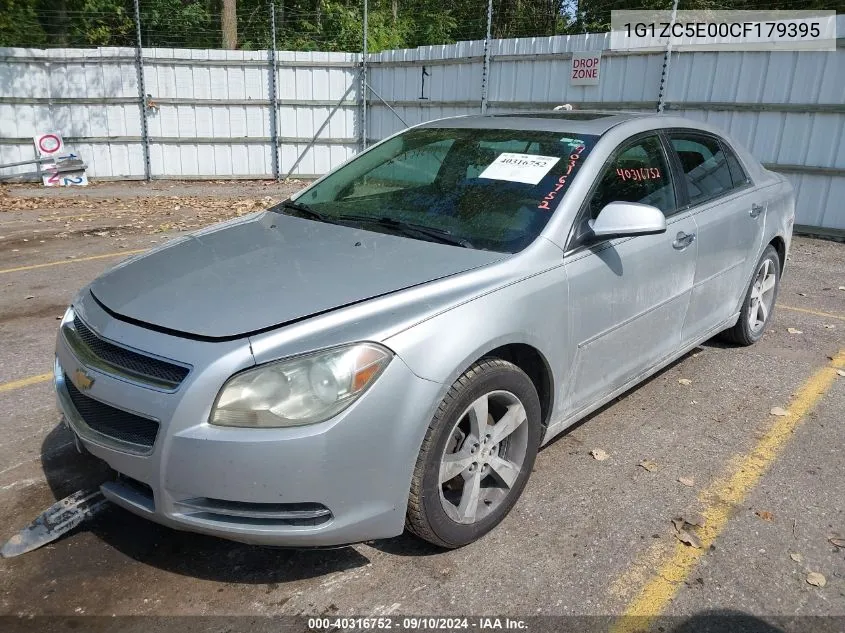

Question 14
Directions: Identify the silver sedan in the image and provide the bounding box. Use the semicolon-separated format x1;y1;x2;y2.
55;111;794;548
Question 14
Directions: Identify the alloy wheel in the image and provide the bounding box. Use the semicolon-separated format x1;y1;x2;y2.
438;390;529;525
747;258;777;332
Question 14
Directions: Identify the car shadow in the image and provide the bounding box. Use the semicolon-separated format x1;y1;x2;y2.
39;424;372;584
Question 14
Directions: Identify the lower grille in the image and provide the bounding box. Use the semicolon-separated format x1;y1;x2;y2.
64;375;160;449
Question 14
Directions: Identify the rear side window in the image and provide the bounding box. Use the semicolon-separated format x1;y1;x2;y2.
668;133;733;205
722;141;750;187
586;134;676;220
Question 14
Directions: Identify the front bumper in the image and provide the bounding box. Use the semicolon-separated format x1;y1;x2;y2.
55;298;442;547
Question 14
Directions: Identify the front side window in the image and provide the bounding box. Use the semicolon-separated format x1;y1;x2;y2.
586;134;676;221
289;128;599;253
668;133;734;205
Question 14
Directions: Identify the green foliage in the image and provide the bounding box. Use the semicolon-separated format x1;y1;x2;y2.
1;0;841;51
0;0;47;46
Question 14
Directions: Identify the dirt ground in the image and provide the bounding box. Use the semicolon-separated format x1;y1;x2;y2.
0;181;843;628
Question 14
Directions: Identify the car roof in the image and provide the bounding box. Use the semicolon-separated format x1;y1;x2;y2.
417;110;654;136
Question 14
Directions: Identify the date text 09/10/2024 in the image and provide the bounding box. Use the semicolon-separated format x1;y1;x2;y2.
307;617;529;630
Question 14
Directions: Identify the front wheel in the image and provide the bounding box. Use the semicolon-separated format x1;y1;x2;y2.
722;244;781;346
406;359;541;548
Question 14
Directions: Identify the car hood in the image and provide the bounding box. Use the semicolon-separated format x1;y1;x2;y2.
89;211;506;339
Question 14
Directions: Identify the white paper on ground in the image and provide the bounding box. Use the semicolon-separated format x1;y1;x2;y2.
478;152;560;185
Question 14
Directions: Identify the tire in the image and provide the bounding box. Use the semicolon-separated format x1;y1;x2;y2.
721;244;781;346
406;358;542;548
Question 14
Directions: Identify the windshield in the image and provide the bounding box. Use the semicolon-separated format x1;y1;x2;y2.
288;127;599;253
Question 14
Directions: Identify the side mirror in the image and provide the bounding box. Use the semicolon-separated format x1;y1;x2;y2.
588;202;667;239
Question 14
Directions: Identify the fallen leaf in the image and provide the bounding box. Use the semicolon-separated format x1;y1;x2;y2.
755;510;775;521
790;552;803;563
678;476;695;487
806;572;827;588
678;378;692;386
671;517;686;532
770;407;789;417
787;328;803;334
590;449;609;461
639;459;659;472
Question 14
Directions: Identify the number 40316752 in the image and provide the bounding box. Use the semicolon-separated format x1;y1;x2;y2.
617;167;660;182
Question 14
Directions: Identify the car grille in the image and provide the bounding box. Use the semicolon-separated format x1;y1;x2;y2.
64;374;160;449
73;316;190;388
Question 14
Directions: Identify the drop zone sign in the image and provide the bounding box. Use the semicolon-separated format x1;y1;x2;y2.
570;52;601;86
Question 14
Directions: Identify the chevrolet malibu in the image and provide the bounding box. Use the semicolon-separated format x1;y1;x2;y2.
55;111;794;548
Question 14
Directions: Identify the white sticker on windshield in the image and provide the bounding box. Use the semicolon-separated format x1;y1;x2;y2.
478;153;560;185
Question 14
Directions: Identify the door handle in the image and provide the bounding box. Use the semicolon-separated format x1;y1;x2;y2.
673;231;696;250
750;203;765;218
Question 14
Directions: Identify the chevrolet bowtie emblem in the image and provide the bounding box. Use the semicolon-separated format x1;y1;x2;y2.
73;368;95;391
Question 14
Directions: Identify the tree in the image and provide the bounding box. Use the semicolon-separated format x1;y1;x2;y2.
222;0;238;47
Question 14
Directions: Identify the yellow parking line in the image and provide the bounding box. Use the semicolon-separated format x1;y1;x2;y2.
0;372;53;393
0;249;145;275
778;304;845;322
611;349;845;631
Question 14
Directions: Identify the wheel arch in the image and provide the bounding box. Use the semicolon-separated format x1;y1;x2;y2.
482;343;554;431
769;234;786;273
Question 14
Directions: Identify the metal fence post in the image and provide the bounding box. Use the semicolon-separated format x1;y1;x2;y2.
656;0;680;113
268;0;280;179
360;0;369;151
132;0;151;181
480;0;493;114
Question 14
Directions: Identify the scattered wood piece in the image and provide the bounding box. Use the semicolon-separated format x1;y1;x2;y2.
639;459;659;472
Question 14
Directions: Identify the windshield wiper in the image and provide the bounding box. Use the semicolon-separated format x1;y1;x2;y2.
336;215;474;249
276;200;339;224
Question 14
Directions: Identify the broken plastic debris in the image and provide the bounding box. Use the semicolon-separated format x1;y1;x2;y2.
1;489;108;558
671;517;702;548
678;378;692;386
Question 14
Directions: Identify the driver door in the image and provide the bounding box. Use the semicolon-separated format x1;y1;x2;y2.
562;133;698;415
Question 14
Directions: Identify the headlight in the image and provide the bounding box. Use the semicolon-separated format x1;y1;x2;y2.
210;343;393;428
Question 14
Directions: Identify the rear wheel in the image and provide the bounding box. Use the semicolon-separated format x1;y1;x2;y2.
406;359;541;548
722;245;780;346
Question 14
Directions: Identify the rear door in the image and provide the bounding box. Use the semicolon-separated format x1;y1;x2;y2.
562;133;698;415
665;132;765;342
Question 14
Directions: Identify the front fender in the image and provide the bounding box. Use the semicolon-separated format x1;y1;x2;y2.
384;262;570;414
